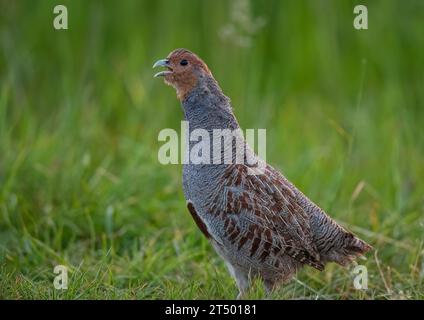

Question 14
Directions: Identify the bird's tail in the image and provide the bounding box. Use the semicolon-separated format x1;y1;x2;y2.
313;214;372;267
290;184;372;267
333;232;372;266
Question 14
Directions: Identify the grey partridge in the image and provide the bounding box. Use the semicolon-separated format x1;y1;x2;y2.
153;48;372;299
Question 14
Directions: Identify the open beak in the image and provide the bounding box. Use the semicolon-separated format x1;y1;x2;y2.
153;59;173;77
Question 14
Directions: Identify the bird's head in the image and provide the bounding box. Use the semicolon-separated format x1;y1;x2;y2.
153;48;212;100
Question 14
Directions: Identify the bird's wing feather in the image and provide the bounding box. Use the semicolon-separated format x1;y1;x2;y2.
210;163;324;270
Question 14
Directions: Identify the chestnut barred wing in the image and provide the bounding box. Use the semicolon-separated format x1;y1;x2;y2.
210;164;325;271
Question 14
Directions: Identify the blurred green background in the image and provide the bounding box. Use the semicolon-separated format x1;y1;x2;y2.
0;0;423;299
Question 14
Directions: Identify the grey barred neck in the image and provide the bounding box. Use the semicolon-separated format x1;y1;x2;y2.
182;75;239;132
180;75;252;178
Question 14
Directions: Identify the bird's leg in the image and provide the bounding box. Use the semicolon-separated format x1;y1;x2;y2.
224;261;250;300
263;280;277;299
235;274;249;300
236;290;246;300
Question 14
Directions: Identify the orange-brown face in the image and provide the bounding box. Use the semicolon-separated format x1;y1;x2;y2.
153;49;211;100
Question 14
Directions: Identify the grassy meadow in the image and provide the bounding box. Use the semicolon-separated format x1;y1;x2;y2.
0;0;423;299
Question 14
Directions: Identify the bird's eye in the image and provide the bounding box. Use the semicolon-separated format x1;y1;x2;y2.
180;59;188;66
